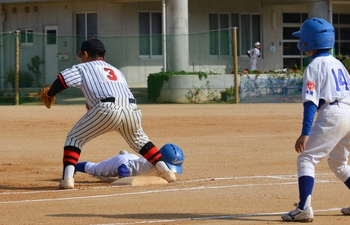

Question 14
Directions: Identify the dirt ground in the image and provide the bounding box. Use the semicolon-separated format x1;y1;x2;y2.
1;103;350;225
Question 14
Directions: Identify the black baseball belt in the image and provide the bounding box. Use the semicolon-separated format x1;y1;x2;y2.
101;97;136;104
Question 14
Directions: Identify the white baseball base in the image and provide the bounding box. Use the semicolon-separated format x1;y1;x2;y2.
111;176;168;186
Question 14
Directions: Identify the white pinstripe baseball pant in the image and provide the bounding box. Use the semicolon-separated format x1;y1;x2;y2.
65;98;150;152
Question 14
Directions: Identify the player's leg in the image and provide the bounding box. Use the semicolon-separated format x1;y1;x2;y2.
75;162;88;173
59;145;80;189
251;59;257;71
138;142;176;182
60;105;122;189
326;104;350;185
328;104;350;215
281;152;316;222
328;141;350;184
83;156;124;177
282;106;344;221
342;167;350;215
329;145;350;215
117;105;176;182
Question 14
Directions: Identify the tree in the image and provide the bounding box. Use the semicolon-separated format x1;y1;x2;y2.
27;56;45;87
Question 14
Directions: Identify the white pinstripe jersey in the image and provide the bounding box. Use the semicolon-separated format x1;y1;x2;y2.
60;60;134;107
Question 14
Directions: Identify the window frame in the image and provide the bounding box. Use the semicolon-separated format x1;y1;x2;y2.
75;12;98;58
19;29;33;47
139;11;163;59
282;13;308;69
209;13;230;58
209;13;261;58
333;13;350;56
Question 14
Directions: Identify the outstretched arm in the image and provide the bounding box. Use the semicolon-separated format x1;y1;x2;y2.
47;74;68;97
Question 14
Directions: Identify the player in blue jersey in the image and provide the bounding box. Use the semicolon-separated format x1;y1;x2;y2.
75;143;184;179
281;18;350;222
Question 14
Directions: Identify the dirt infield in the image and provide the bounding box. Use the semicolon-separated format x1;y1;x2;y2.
1;103;350;225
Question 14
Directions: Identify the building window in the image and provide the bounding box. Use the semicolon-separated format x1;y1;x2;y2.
282;13;308;69
333;13;350;56
46;30;57;45
209;14;230;56
282;13;308;24
139;12;162;57
209;13;260;58
76;12;97;56
283;13;350;68
20;29;33;46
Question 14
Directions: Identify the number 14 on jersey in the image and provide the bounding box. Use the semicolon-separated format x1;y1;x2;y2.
332;68;349;91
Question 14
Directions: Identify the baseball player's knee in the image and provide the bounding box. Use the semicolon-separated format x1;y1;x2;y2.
328;159;350;182
65;136;86;150
69;142;85;150
297;158;315;178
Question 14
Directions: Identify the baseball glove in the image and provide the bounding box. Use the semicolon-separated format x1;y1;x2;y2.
40;86;55;109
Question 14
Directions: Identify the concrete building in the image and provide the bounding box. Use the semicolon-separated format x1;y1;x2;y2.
0;0;349;88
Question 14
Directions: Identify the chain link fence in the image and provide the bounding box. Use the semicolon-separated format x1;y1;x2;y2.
0;31;303;105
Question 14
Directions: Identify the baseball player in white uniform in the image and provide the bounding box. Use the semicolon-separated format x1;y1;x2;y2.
45;39;176;189
246;42;261;71
75;143;184;179
281;18;350;222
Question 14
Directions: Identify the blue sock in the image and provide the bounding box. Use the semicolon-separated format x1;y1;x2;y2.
345;177;350;189
298;176;314;210
75;162;87;173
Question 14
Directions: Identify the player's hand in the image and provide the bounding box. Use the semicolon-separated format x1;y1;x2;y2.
40;85;55;109
294;135;309;153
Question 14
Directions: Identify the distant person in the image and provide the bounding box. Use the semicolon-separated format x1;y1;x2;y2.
246;42;261;71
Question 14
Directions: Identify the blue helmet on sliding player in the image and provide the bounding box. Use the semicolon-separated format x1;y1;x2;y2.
292;17;334;53
159;143;184;174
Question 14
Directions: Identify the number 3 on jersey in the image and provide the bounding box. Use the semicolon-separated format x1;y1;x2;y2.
103;68;118;81
332;68;349;91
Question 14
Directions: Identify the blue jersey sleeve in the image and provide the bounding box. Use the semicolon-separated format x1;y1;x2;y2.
302;101;317;135
117;164;130;178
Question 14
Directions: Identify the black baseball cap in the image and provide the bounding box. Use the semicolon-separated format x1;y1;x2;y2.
76;38;106;58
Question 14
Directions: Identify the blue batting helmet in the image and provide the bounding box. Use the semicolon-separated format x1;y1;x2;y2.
292;17;334;53
159;143;184;174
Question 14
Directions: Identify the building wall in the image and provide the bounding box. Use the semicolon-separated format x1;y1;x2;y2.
0;1;349;88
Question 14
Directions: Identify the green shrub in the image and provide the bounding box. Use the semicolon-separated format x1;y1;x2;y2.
5;68;34;88
337;54;350;73
147;70;210;102
220;86;239;102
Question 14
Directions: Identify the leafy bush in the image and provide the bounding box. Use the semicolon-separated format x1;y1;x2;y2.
5;68;34;88
147;70;210;102
337;54;350;73
220;86;239;102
